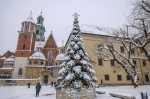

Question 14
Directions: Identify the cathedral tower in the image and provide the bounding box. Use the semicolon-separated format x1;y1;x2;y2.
34;11;45;52
13;12;36;78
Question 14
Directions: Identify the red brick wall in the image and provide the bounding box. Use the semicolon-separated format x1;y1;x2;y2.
15;33;35;57
42;48;58;65
42;33;59;65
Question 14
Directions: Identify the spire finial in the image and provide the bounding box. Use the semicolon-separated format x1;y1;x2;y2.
41;10;42;15
62;40;64;48
72;12;80;18
30;11;32;16
26;11;34;23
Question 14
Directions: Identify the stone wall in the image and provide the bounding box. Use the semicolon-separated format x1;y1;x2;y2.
0;79;39;86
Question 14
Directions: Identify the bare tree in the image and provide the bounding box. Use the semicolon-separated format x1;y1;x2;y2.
95;0;150;88
128;0;150;61
95;31;139;88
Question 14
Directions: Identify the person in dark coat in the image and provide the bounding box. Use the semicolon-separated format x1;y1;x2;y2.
36;82;41;97
27;82;30;88
101;79;103;86
51;81;53;87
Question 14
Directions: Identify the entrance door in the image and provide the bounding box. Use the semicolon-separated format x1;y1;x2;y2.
145;74;149;82
44;75;48;85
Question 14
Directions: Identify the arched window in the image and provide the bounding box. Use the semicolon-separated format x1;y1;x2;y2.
18;68;22;75
41;62;43;65
48;51;52;63
34;61;38;65
23;44;25;50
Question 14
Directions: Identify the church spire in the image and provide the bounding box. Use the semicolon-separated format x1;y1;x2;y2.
26;11;34;23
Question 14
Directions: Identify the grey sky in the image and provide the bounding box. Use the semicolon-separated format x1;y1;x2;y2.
0;0;135;55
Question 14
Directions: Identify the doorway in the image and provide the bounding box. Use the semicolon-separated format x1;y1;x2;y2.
145;74;149;82
43;75;48;85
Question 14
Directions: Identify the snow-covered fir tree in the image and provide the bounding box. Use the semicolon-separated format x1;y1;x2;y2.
56;12;98;91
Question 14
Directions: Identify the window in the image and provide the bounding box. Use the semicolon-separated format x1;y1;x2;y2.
105;75;109;81
117;75;122;81
133;60;136;65
41;62;43;65
126;75;130;80
24;35;27;40
98;59;103;65
38;19;40;23
131;48;134;55
142;60;146;67
145;74;149;82
140;49;143;53
18;68;22;75
34;61;38;64
36;30;39;35
120;46;124;53
29;61;32;65
111;59;115;66
22;44;25;50
48;51;52;63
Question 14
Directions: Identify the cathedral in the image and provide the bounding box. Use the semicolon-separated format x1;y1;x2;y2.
0;12;65;85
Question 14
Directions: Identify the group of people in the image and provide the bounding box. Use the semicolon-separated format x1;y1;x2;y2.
50;81;56;87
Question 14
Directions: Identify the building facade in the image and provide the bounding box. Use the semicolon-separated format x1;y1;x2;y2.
65;32;150;85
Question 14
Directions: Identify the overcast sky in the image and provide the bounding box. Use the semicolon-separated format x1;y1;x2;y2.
0;0;135;55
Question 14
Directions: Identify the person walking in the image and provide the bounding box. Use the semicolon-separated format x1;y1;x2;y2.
51;81;53;87
101;79;103;86
27;82;30;88
36;82;41;97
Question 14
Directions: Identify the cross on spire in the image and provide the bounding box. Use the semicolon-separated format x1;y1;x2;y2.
72;12;80;18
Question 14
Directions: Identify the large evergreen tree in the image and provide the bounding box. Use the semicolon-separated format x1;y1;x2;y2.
56;12;97;91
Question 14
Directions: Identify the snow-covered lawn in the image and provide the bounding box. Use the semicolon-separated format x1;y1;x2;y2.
0;85;149;99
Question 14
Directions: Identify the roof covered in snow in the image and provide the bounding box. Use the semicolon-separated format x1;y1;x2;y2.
5;55;14;62
55;54;65;61
29;52;46;60
35;41;45;48
80;24;113;36
0;57;6;59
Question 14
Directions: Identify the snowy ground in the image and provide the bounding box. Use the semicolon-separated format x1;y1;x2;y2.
0;85;149;99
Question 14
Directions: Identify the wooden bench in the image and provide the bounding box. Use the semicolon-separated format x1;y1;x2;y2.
109;93;136;99
96;91;106;94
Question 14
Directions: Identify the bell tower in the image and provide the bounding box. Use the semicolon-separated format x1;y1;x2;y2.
34;11;46;52
13;12;36;79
